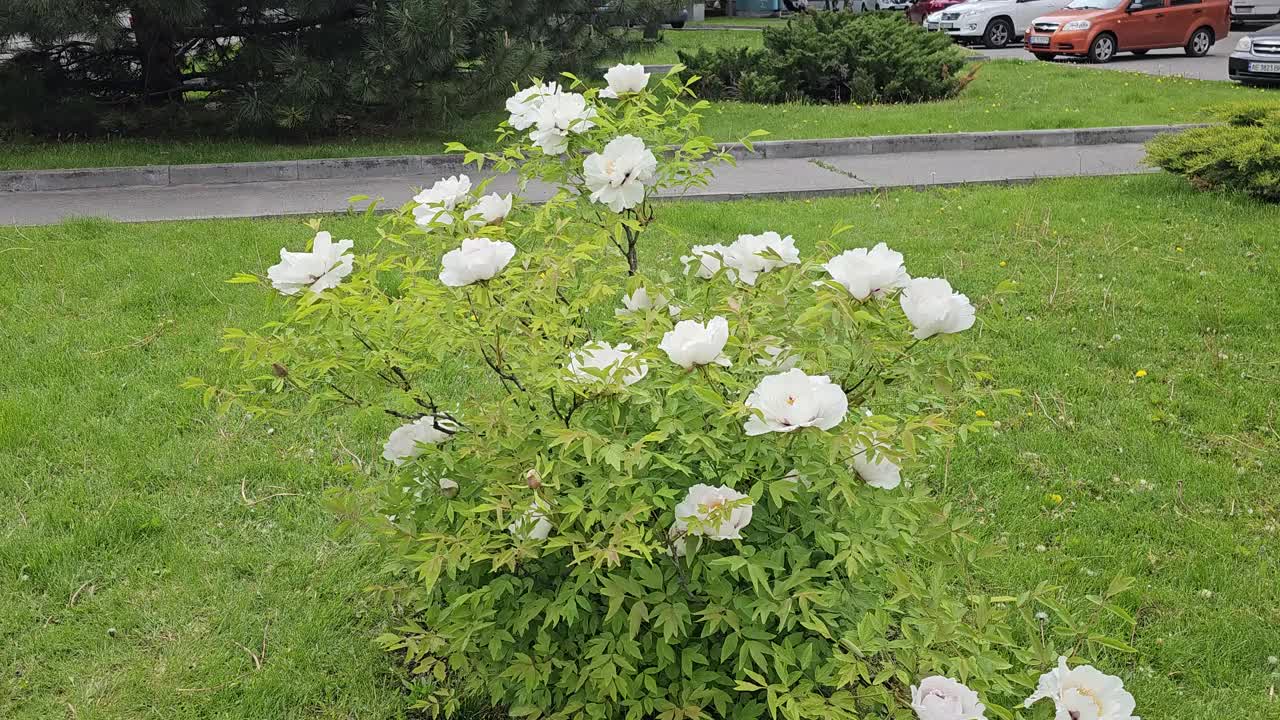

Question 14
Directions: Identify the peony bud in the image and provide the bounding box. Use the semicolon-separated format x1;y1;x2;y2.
525;469;542;489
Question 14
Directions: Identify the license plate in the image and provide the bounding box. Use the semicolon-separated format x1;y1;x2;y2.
1249;61;1280;73
1029;35;1051;45
942;22;958;29
1236;6;1253;13
927;22;939;29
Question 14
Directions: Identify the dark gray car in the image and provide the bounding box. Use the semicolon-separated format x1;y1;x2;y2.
1229;22;1280;83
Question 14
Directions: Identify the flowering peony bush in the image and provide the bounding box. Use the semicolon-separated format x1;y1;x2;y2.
196;66;1144;720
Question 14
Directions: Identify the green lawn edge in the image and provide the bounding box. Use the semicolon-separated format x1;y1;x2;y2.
3;61;1270;172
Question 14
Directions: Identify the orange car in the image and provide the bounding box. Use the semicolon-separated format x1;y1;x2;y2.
1023;0;1230;62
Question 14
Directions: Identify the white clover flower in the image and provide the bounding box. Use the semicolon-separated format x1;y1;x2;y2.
744;369;849;436
851;438;902;490
412;174;472;229
600;63;650;98
505;81;562;131
673;484;753;544
756;344;799;371
824;242;910;300
267;231;355;296
681;244;729;279
900;277;976;340
381;415;458;466
466;193;513;227
583;135;658;213
910;676;987;720
439;237;517;287
567;341;648;386
508;501;553;540
659;316;732;370
616;287;679;317
1024;656;1140;720
529;92;597;155
723;231;801;286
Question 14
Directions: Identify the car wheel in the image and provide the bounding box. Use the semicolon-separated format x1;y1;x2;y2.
1185;27;1213;57
669;20;685;29
1131;49;1149;56
982;18;1013;48
1033;52;1056;61
1088;33;1116;63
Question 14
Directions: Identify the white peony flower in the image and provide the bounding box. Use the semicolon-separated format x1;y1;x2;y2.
681;244;729;279
744;369;849;436
616;287;679;317
412;174;472;229
505;82;562;131
568;341;648;386
381;415;457;466
529;92;597;155
508;501;553;540
466;193;513;227
723;232;801;286
600;63;650;98
673;483;753;542
659;316;732;370
824;242;911;300
1025;657;1140;720
851;442;902;490
439;237;517;287
438;477;459;496
756;344;800;371
267;231;355;296
900;277;976;340
583;135;658;213
911;676;987;720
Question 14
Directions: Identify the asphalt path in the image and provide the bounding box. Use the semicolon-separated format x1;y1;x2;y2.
977;30;1254;81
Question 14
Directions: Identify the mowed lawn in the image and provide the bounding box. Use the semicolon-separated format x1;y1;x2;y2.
1;60;1270;171
2;174;1279;719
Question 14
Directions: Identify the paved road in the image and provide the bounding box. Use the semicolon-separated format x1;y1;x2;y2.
980;31;1247;81
1;143;1154;225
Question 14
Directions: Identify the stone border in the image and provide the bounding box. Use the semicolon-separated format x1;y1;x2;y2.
0;124;1199;193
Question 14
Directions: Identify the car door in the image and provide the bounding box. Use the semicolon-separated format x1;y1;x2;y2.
1113;0;1169;48
1165;0;1207;44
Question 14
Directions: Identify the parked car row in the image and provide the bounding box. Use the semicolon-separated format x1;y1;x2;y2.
901;0;1280;83
914;0;1230;57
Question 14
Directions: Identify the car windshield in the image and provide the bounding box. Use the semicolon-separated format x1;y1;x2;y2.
1065;0;1122;7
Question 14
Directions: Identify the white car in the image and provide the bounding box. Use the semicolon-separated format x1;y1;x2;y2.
927;0;1075;48
1232;0;1280;27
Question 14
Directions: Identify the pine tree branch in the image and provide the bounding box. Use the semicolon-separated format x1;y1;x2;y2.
178;7;368;41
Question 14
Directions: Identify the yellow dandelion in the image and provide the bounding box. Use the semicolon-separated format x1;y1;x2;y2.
1135;369;1148;378
1049;493;1063;504
975;410;987;418
999;261;1008;268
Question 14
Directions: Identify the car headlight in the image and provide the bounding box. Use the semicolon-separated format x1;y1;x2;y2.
1063;20;1092;31
1236;36;1253;52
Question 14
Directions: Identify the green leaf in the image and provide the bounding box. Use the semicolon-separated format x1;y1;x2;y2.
1088;634;1138;654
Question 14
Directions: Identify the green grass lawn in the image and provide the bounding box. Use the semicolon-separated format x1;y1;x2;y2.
2;60;1270;171
619;28;764;65
689;16;795;27
3;174;1278;719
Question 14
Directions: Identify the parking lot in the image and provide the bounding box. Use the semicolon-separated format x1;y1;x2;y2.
975;31;1250;81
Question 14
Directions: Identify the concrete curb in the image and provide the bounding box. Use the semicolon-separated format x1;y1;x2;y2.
0;124;1200;193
